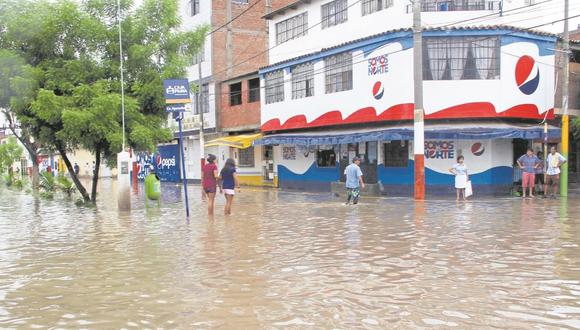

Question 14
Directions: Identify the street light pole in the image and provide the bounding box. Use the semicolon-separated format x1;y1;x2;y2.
197;44;205;180
117;0;126;150
560;0;570;197
413;0;425;200
116;0;130;211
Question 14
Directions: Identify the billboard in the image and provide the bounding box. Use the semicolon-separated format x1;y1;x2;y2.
163;79;190;105
136;144;181;182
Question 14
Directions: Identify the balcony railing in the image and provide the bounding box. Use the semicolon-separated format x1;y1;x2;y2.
406;0;500;13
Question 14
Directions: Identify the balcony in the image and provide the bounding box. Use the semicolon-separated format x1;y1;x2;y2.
406;0;500;13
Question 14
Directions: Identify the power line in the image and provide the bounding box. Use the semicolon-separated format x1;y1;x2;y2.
209;0;366;79
202;13;580;100
206;0;264;36
208;0;575;81
432;0;555;27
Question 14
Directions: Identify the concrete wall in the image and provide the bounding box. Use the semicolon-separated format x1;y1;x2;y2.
266;0;580;64
260;32;556;131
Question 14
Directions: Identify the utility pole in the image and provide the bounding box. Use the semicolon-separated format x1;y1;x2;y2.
560;0;570;197
197;44;205;181
413;0;425;200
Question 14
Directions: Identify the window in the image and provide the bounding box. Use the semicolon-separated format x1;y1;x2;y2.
362;0;393;15
524;0;535;5
265;70;284;104
423;37;500;81
194;83;209;114
421;0;486;12
192;47;204;65
233;0;249;4
239;147;255;167
384;141;409;167
292;62;314;99
229;82;242;106
317;145;337;168
325;52;352;94
321;0;348;29
189;0;199;16
276;12;308;45
248;78;260;103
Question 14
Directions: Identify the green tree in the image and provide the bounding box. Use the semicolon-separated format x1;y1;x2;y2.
0;137;23;174
1;0;207;202
0;50;41;188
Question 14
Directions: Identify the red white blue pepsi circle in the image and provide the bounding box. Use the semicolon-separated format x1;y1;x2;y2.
515;55;540;95
156;154;162;167
372;81;384;100
471;142;485;156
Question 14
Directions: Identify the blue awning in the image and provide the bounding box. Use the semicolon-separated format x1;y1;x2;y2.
254;122;561;146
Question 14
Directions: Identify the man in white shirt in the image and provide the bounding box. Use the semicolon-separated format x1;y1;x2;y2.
545;146;567;198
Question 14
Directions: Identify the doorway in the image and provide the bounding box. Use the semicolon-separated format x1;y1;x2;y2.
263;145;274;182
339;142;378;184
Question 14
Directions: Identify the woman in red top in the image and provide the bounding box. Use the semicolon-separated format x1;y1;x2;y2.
202;154;220;215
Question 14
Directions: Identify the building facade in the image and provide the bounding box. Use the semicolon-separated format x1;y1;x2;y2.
171;0;294;182
256;0;565;196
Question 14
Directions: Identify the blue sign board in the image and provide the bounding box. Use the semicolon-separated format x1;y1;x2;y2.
163;79;191;104
136;144;181;182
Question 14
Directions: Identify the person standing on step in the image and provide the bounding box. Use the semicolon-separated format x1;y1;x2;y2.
545;146;567;199
517;148;541;198
344;156;365;205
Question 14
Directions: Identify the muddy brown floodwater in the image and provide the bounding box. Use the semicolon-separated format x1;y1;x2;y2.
0;179;579;329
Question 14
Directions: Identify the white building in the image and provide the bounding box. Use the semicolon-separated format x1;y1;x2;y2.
256;0;570;195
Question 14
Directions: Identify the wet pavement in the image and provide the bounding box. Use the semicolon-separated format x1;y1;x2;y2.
0;179;579;329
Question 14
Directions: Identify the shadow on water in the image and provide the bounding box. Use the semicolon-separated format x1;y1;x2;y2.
0;179;580;328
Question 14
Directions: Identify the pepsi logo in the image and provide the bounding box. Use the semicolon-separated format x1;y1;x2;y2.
156;155;176;169
471;142;485;156
515;55;540;95
372;81;384;100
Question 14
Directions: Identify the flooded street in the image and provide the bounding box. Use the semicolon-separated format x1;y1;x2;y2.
0;180;579;329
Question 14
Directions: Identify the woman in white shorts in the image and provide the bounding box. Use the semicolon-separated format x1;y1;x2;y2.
449;155;469;201
219;158;240;215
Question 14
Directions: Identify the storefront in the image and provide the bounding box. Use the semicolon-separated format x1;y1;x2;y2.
255;122;561;196
205;133;278;187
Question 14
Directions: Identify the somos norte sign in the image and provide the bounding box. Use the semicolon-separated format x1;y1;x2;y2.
136;144;181;182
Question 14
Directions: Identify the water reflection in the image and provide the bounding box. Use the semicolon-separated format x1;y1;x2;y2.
0;180;579;328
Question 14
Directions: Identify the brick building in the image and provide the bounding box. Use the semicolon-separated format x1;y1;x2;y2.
169;0;294;182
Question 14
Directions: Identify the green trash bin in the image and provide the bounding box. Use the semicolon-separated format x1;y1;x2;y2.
145;168;161;201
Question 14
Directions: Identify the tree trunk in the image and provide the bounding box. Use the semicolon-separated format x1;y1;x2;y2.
91;147;101;202
58;147;91;202
4;110;40;189
31;156;39;189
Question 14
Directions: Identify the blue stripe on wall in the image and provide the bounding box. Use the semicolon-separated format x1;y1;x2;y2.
278;162;340;183
278;161;514;186
377;161;513;185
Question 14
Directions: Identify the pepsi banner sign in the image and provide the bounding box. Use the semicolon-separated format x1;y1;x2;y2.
155;144;180;182
163;79;191;104
136;144;181;182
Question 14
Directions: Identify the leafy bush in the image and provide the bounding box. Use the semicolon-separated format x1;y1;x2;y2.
12;178;24;189
57;175;76;196
40;191;54;199
39;172;56;192
3;174;14;186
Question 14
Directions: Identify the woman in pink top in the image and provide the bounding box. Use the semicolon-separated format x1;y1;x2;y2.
202;154;219;215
